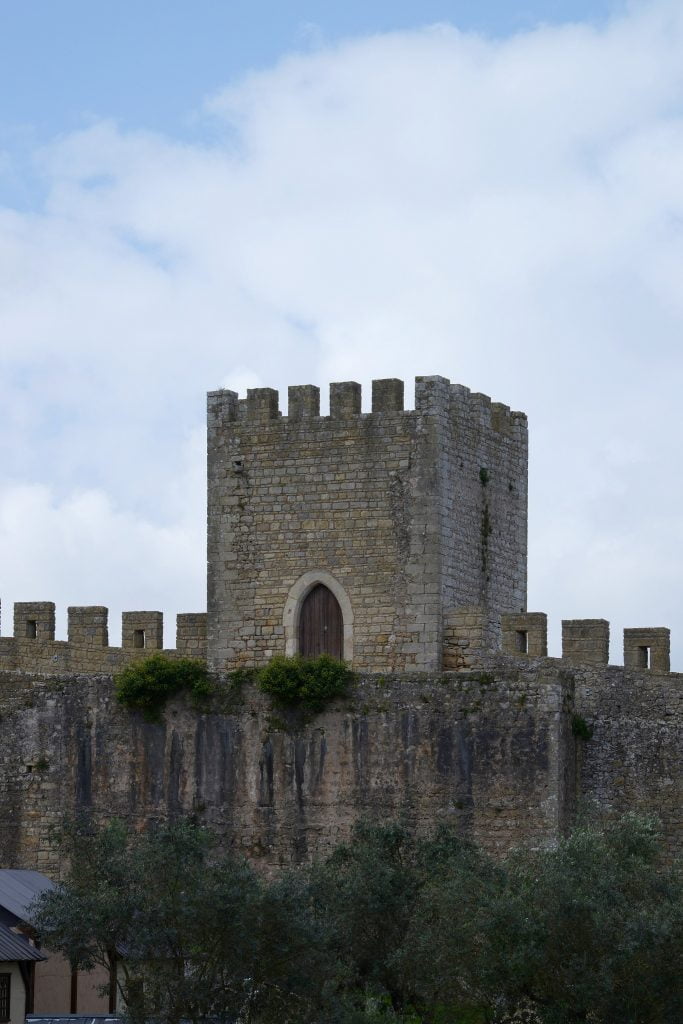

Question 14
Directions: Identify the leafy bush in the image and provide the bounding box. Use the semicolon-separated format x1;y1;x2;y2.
30;814;683;1024
115;653;212;722
257;654;353;714
571;713;594;740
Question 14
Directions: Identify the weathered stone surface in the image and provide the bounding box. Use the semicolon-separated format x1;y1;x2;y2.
207;377;528;673
0;656;679;874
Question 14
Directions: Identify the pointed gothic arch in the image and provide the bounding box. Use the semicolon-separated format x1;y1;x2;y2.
283;570;354;663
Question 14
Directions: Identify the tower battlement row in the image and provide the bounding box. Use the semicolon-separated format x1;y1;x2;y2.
208;375;527;435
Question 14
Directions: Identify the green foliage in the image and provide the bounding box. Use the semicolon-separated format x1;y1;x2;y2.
30;814;683;1024
571;713;594;740
31;818;329;1024
227;666;256;690
404;815;683;1024
115;653;213;722
257;654;354;715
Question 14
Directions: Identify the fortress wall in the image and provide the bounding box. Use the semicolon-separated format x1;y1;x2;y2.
0;665;573;875
574;665;683;851
0;657;679;874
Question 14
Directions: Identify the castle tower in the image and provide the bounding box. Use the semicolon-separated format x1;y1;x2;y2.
207;376;528;672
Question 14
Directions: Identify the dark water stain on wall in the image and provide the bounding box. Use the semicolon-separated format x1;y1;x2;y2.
309;729;327;794
510;712;547;782
436;723;454;775
292;736;308;862
258;737;274;807
167;731;184;818
400;710;419;789
351;716;370;797
195;716;238;820
75;719;92;808
135;721;166;808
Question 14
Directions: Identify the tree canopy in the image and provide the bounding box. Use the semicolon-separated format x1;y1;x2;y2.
31;814;683;1024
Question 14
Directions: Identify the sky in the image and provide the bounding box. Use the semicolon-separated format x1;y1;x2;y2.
1;0;682;667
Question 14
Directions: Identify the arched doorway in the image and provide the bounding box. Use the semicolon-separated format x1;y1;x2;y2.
298;584;343;659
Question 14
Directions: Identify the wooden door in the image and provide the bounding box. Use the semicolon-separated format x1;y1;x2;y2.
299;584;343;659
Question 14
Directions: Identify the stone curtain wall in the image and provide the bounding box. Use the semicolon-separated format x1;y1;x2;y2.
0;665;573;875
575;665;683;847
0;658;680;874
206;376;528;673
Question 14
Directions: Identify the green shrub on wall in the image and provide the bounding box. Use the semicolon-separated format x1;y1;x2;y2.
257;654;353;715
571;713;594;741
115;654;213;723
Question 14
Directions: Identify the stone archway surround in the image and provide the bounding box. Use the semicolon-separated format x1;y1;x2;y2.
283;570;354;663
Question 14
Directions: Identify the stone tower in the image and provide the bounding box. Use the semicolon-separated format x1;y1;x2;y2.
207;375;528;672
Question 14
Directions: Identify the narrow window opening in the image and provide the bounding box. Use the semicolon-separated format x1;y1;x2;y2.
515;630;528;654
0;973;10;1022
637;645;650;669
133;629;145;649
26;619;37;639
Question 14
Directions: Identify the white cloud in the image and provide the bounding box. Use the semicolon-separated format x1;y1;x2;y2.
1;1;682;664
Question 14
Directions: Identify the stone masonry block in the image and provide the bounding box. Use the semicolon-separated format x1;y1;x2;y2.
371;378;404;412
470;392;493;427
562;619;609;666
122;611;163;650
246;388;279;421
443;605;489;670
288;385;320;420
207;389;238;424
624;627;670;673
414;375;451;415
68;606;109;647
502;613;548;657
13;602;55;642
329;381;361;417
491;402;512;435
176;613;208;655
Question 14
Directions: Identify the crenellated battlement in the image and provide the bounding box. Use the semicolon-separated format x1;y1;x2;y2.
0;602;206;674
1;600;675;676
207;375;527;434
449;608;675;673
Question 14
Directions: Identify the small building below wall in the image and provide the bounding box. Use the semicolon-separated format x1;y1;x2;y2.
0;923;45;1024
0;872;114;1017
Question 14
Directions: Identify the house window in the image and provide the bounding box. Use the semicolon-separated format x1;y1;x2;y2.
0;972;11;1022
133;629;145;649
26;620;37;639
